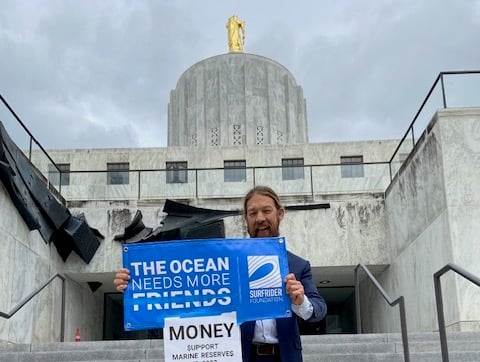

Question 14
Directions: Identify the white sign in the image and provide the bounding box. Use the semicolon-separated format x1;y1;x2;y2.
164;312;242;362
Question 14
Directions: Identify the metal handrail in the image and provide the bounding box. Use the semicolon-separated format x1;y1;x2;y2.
355;263;410;362
434;263;480;362
33;162;392;201
0;273;66;342
0;94;59;168
387;70;480;180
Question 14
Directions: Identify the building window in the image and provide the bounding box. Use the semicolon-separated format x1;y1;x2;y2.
276;131;283;145
107;162;129;185
256;125;264;145
233;124;242;145
341;156;364;178
166;161;188;184
282;158;304;180
190;134;197;147
48;163;70;186
210;128;219;146
224;160;246;182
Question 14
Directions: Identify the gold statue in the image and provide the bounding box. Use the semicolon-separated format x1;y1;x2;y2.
226;14;245;52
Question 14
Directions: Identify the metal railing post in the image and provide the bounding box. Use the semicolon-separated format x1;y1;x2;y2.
440;73;447;108
398;296;409;359
309;165;313;197
60;277;66;342
355;263;410;362
434;263;480;362
29;136;33;160
195;169;198;199
434;270;449;362
137;170;141;200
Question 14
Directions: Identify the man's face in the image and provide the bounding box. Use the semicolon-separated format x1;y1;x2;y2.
245;193;284;238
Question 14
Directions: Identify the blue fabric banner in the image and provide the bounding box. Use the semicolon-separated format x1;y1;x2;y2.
122;237;292;331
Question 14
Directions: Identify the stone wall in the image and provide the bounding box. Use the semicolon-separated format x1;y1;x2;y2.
362;108;480;333
0;179;56;343
0;179;108;343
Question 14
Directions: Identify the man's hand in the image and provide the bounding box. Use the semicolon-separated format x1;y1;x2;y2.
114;268;130;292
285;273;305;305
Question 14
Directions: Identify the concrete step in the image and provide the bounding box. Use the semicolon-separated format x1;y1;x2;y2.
302;351;480;362
0;332;479;362
301;332;480;362
0;340;163;362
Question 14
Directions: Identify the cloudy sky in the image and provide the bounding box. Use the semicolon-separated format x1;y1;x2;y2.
1;0;479;149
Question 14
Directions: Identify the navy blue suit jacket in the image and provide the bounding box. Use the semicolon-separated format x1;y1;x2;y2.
240;251;327;362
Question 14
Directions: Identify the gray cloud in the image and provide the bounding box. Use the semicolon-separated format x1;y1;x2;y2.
0;0;478;149
294;0;480;142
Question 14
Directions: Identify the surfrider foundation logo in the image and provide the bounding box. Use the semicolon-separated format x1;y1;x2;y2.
248;255;282;289
247;255;284;304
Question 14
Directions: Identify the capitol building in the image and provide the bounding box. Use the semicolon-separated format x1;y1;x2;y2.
0;22;479;343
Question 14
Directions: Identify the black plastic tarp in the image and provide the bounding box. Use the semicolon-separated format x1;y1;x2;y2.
0;121;102;263
114;199;240;243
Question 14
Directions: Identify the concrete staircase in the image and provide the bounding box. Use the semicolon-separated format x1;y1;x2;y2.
302;332;480;361
0;332;479;361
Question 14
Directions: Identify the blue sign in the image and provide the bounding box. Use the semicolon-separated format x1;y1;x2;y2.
122;237;292;331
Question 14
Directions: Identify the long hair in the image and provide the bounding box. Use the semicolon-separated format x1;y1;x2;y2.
242;185;283;216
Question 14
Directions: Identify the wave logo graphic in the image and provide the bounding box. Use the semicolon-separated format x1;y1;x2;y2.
248;255;282;289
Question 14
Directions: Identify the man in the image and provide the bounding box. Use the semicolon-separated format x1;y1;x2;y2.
239;186;327;362
114;185;327;361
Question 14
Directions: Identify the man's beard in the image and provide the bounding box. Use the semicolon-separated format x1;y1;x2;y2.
249;221;280;238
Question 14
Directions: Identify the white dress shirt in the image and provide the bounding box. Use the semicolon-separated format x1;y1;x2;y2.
252;295;314;344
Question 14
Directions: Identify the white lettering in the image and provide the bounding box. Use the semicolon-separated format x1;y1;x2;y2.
130;261;167;276
131;288;232;312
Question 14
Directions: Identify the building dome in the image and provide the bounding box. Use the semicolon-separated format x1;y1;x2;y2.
168;53;308;147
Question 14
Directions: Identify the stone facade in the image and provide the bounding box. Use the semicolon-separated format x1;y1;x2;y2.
168;53;308;147
365;108;480;333
0;49;478;343
2;108;478;342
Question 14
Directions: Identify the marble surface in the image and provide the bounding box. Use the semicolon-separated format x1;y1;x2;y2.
168;53;308;147
1;108;479;342
371;108;480;333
